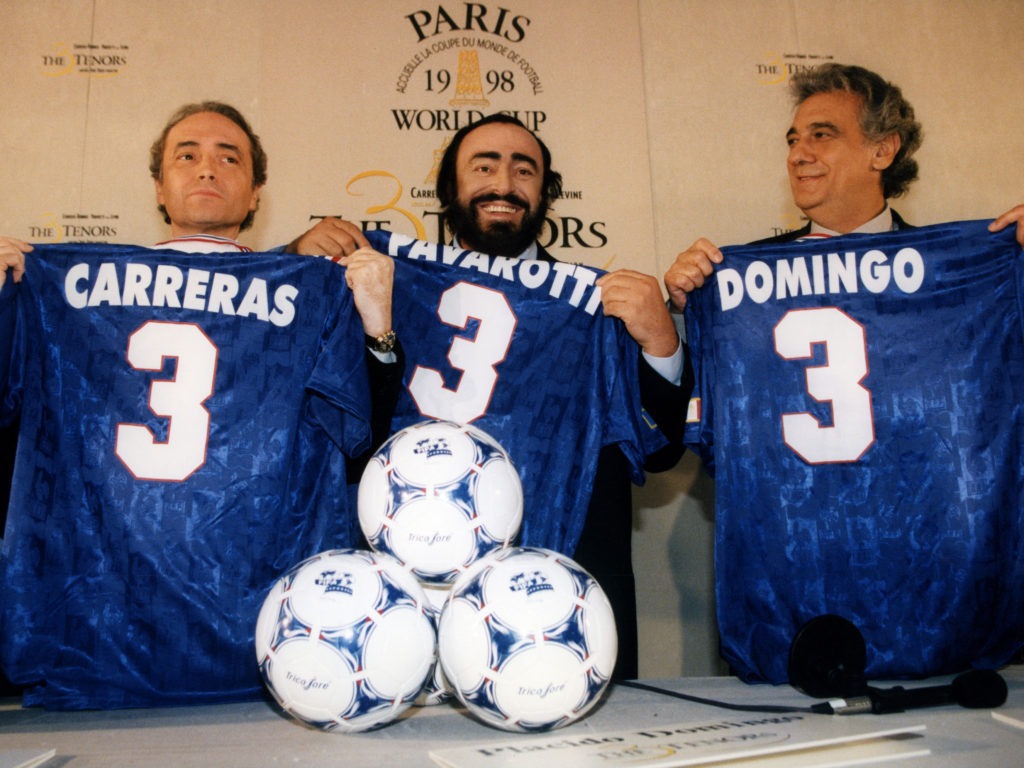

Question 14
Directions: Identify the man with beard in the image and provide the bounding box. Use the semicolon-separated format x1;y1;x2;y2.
436;113;690;680
290;114;689;679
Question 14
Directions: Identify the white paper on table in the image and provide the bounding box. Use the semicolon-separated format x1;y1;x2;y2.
429;714;928;768
0;750;56;768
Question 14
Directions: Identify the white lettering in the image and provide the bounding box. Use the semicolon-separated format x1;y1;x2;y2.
270;285;298;327
893;247;925;292
716;247;927;310
62;262;300;326
860;250;890;293
745;260;774;304
518;259;550;289
122;263;153;306
380;234;605;316
89;262;122;306
65;263;90;308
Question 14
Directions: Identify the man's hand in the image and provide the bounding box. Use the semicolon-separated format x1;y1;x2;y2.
0;237;31;289
663;238;723;312
339;248;394;339
286;217;369;259
596;269;679;358
989;205;1024;247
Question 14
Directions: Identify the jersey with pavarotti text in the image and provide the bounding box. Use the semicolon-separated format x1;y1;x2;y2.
0;243;370;709
684;219;1024;683
365;229;665;557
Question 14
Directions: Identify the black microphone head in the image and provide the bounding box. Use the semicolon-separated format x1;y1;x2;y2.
788;615;868;698
951;669;1008;709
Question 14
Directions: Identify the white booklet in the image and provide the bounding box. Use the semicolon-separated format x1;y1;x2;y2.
991;707;1024;731
0;750;56;768
429;714;928;768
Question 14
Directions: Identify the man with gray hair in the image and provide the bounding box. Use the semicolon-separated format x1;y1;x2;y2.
664;62;1024;307
662;62;1024;683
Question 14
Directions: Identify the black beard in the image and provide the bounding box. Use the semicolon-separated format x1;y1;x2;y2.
446;194;546;258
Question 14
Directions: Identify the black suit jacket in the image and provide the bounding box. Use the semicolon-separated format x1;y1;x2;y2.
536;245;692;679
750;209;911;245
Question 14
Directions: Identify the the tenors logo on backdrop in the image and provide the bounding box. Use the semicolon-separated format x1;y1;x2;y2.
29;213;120;243
32;42;128;240
317;3;608;258
753;50;837;239
41;42;129;77
754;51;834;86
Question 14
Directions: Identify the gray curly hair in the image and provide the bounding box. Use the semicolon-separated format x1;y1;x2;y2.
790;64;923;199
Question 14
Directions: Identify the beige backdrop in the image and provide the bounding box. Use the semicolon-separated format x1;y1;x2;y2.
2;0;1021;678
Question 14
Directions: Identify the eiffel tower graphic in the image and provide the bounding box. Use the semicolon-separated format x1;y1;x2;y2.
424;135;451;187
449;50;490;107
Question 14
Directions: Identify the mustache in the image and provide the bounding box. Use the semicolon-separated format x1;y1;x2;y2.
471;192;531;210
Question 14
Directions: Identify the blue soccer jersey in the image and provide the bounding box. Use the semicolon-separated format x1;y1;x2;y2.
365;230;664;557
684;219;1024;683
0;244;370;709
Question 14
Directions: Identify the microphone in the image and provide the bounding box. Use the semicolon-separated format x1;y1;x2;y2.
811;669;1008;715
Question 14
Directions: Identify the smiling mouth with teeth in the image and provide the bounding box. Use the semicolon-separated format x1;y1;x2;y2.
482;203;519;214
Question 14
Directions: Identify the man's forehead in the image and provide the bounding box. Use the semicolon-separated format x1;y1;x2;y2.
791;90;863;130
459;122;543;165
166;112;250;151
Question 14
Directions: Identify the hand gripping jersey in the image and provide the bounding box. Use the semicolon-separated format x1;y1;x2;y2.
365;230;665;556
0;244;370;709
684;219;1024;683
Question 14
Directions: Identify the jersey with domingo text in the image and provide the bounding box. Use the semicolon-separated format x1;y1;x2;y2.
0;244;371;709
684;219;1024;683
365;230;665;557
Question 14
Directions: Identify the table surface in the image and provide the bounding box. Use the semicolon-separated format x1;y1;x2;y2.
2;669;1022;767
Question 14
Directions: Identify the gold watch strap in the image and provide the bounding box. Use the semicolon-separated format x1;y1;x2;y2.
366;329;397;353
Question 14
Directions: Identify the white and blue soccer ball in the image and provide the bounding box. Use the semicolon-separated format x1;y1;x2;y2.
254;548;436;733
437;547;617;732
358;420;523;585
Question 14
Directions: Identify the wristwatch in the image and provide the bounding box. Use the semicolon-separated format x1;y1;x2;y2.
365;329;397;354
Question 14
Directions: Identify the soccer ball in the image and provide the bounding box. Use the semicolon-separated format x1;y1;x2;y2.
254;549;436;732
358;420;523;585
437;547;617;732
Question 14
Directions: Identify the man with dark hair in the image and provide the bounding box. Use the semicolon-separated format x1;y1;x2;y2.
431;112;691;680
148;101;269;236
664;62;1024;305
5;100;396;345
434;112;563;258
0;101;402;707
5;100;399;367
4;100;401;453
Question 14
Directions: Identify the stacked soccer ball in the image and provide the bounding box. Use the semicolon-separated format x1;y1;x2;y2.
357;419;525;586
255;419;617;734
438;545;618;731
254;548;435;732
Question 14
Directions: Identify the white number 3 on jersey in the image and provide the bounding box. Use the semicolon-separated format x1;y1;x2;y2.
408;282;517;424
774;307;875;464
115;321;217;481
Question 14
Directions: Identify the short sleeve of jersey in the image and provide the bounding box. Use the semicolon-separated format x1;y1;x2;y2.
365;230;662;556
682;220;1024;683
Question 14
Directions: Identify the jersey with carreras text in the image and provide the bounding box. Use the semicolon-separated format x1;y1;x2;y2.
0;243;370;709
365;229;665;557
684;219;1024;683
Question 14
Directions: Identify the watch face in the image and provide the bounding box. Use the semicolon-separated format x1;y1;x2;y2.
371;330;396;353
